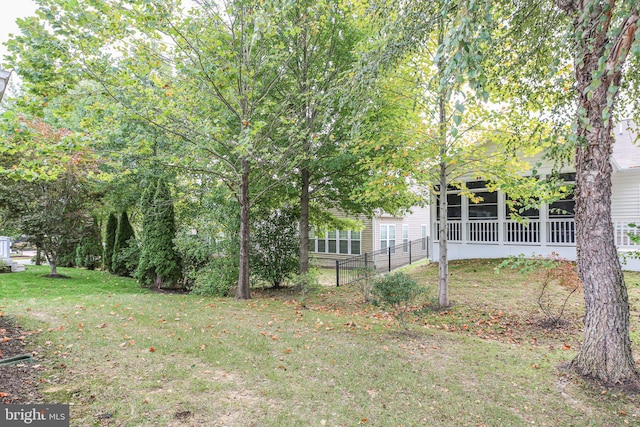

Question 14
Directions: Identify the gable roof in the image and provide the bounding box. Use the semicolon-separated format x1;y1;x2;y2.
612;119;640;171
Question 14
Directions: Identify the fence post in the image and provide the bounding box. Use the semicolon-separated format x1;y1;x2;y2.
409;241;412;265
336;259;340;287
364;253;368;269
388;247;391;272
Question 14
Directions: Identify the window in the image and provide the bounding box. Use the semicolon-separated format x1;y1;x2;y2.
309;228;361;255
435;192;462;220
402;225;409;252
468;190;498;219
380;225;396;253
351;231;361;255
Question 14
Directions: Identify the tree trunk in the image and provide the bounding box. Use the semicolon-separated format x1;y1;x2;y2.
438;161;449;308
565;3;639;386
236;157;251;300
299;167;310;275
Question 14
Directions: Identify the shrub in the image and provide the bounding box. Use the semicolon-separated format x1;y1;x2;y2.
76;217;102;270
496;253;581;327
136;179;182;289
103;212;118;272
355;266;378;303
250;207;299;288
372;272;424;331
189;255;237;297
292;269;322;307
0;260;10;273
112;211;136;276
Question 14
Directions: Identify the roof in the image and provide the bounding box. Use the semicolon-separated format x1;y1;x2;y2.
612;119;640;171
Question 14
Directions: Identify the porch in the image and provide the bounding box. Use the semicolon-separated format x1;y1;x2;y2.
432;218;640;270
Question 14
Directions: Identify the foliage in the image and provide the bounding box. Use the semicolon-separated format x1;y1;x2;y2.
0;260;9;274
136;179;182;289
292;269;322;307
174;233;215;289
497;253;582;328
103;212;117;273
621;224;640;264
372;272;424;331
189;256;237;298
250;207;300;288
0;119;101;276
75;216;102;270
354;266;379;303
111;211;136;277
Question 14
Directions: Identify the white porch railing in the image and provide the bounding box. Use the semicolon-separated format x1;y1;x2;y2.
547;219;576;245
614;219;640;247
505;220;540;243
468;220;499;243
435;218;640;249
434;220;463;242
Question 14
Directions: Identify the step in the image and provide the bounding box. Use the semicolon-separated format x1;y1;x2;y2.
11;263;25;272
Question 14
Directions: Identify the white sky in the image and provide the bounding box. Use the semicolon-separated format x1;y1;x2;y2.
0;0;38;66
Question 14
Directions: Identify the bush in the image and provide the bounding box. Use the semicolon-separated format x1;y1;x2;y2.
372;272;424;331
136;179;182;289
496;253;581;327
189;255;237;297
76;217;102;270
250;207;299;288
0;260;10;273
292;269;322;307
103;212;118;272
112;211;136;276
355;266;378;303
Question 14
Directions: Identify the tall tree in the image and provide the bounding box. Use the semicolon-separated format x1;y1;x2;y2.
136;178;182;289
112;210;136;277
554;0;640;386
8;0;312;299
103;212;118;273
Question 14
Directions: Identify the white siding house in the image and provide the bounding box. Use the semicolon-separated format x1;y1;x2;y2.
430;119;640;271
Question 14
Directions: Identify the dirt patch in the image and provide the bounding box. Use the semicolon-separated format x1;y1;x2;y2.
0;316;45;404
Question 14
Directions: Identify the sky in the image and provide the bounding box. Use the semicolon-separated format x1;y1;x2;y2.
0;1;38;64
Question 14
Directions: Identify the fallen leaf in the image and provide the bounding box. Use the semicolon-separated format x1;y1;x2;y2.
149;347;156;352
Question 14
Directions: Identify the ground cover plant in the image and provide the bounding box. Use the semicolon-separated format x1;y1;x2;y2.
1;261;640;426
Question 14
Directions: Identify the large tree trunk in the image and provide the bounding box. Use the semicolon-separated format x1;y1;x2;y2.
299;167;310;275
562;2;640;386
236;157;251;300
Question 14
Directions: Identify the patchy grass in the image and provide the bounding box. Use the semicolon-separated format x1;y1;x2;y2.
1;263;640;426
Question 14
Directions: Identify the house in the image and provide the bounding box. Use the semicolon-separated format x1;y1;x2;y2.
429;119;640;271
309;206;431;267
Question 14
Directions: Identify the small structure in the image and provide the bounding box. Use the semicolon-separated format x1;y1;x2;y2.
0;237;24;272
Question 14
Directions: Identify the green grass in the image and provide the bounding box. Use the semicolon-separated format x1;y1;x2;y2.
1;263;640;426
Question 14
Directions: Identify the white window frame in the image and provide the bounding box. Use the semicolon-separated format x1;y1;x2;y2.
380;224;396;253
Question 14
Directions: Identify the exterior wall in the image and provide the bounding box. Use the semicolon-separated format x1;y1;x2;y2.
372;206;430;252
310;206;431;266
611;170;640;218
309;212;373;267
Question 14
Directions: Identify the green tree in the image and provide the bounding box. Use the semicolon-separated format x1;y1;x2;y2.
76;216;102;270
0;119;100;276
112;211;136;277
103;212;118;273
250;206;299;288
136;178;182;289
553;0;640;386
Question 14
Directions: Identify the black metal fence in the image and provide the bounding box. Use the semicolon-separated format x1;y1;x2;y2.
335;238;430;286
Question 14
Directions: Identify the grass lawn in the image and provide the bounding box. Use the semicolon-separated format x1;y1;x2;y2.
1;261;640;426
